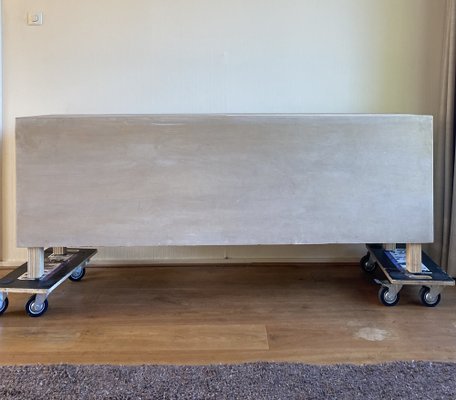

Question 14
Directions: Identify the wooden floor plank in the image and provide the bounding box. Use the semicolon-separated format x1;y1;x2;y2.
0;324;268;352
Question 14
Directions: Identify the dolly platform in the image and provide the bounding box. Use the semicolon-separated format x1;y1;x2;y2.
0;248;97;317
361;244;454;307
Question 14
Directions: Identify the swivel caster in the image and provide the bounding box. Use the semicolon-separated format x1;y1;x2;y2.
360;252;377;273
0;297;8;315
419;286;441;307
25;295;49;317
378;286;400;306
69;266;86;282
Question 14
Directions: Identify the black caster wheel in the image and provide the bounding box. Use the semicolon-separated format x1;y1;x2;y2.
25;295;49;317
69;266;86;282
378;286;400;306
0;297;9;315
360;252;377;273
419;286;441;307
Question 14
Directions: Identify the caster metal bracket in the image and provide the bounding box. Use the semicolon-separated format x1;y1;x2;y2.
30;293;48;313
422;286;443;302
374;279;403;298
72;265;84;277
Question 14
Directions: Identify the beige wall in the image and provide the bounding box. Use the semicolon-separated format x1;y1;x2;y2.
2;0;446;263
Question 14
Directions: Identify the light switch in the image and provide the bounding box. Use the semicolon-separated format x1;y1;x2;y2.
27;12;43;26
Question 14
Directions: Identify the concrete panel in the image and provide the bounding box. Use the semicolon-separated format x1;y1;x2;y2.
16;114;433;248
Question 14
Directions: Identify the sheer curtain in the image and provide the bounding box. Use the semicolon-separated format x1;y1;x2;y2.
429;0;456;275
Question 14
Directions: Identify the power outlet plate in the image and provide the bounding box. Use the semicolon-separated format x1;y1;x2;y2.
27;12;43;26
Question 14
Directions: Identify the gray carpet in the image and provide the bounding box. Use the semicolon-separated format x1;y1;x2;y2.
0;362;455;399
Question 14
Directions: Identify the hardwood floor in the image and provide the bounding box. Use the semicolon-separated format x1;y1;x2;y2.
0;263;455;365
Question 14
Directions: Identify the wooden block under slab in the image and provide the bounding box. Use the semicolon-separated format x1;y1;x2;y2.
27;247;44;279
383;243;397;251
406;243;422;273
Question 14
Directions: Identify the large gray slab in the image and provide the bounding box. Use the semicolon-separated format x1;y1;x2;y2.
16;114;433;248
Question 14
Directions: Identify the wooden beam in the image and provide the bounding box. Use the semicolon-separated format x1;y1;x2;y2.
27;247;44;279
52;247;67;255
383;243;396;251
406;243;422;273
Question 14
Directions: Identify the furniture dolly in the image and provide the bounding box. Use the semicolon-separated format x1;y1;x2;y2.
0;114;453;317
361;244;453;307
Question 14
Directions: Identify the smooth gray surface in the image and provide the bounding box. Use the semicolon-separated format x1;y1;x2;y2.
16;114;433;248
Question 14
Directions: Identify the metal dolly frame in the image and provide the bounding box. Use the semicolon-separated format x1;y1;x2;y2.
360;244;455;307
0;247;97;317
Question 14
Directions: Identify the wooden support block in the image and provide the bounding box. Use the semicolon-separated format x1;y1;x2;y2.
27;247;45;279
52;247;67;255
383;243;397;251
406;243;422;273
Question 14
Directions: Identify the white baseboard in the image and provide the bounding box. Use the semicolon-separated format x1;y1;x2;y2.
0;256;361;269
0;261;23;269
90;257;361;266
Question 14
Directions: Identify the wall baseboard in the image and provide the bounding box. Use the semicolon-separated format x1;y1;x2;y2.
0;256;361;270
89;257;361;266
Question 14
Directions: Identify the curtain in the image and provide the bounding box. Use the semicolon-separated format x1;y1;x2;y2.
429;0;456;275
